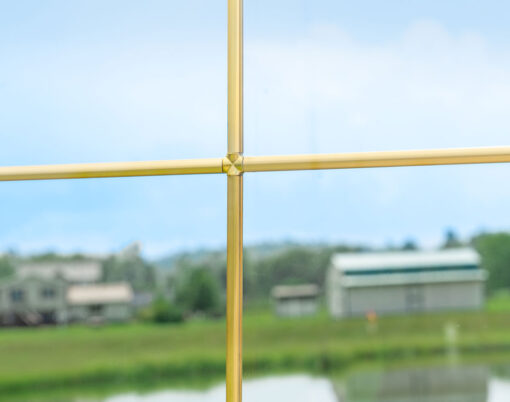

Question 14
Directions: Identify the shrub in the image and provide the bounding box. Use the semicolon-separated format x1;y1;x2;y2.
140;297;184;324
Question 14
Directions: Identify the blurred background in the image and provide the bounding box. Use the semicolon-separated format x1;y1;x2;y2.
1;0;510;401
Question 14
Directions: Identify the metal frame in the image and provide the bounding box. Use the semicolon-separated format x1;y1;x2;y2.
4;1;510;401
1;147;510;181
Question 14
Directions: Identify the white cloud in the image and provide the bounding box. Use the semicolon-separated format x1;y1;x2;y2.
245;20;510;155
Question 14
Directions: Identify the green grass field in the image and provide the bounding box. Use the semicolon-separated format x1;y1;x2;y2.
1;307;510;394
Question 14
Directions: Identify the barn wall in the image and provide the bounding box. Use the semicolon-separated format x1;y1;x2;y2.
275;299;318;317
345;285;408;316
423;282;484;311
329;280;485;318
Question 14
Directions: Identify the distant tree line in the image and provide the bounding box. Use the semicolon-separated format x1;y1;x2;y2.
3;228;510;324
162;229;510;319
165;243;367;314
102;254;156;292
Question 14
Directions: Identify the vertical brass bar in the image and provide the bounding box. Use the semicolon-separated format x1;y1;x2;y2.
227;0;243;401
226;174;243;402
228;0;243;155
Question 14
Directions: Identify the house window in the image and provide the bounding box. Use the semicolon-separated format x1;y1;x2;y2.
10;289;24;302
89;304;104;314
41;288;56;299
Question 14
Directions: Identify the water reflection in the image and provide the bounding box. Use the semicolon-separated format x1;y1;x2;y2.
334;365;489;401
106;375;336;402
22;362;510;401
103;363;510;402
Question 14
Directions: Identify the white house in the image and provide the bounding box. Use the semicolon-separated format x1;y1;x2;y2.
272;284;319;317
0;279;133;326
67;282;133;323
327;248;486;318
0;277;68;325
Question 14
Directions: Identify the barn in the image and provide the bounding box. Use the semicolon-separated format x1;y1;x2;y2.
327;248;486;318
271;284;319;317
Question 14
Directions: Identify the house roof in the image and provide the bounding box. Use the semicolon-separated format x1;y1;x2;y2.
17;261;102;283
331;248;480;274
67;283;133;305
271;284;319;299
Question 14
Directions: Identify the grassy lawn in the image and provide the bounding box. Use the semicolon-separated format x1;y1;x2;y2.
1;307;510;393
487;290;510;311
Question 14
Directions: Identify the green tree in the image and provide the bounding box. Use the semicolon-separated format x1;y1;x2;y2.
247;247;337;298
442;228;463;249
473;232;510;294
102;256;156;292
149;296;184;324
176;267;222;316
0;257;14;279
401;238;419;250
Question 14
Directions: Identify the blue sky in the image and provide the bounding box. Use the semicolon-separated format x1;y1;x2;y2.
1;1;510;258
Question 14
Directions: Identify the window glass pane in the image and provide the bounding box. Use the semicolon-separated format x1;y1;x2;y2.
0;176;226;398
0;176;225;255
0;1;226;165
246;0;510;155
245;165;510;245
244;165;510;401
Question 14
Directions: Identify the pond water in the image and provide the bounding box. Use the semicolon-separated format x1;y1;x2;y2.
102;362;510;402
17;361;510;401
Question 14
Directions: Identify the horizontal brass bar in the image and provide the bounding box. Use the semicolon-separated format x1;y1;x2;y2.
0;158;224;181
1;146;509;182
243;146;510;172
